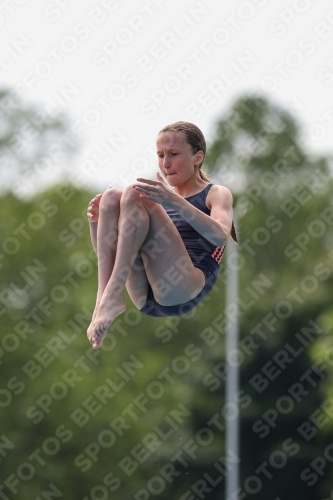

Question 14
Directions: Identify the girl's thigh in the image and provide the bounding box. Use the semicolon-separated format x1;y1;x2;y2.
138;198;205;306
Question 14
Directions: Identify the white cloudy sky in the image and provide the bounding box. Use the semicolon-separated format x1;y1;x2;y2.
1;0;333;195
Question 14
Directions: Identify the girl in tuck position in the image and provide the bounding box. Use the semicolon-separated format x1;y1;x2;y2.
86;121;238;349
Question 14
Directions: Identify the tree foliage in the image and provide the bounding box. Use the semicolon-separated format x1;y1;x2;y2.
0;87;80;197
1;94;333;499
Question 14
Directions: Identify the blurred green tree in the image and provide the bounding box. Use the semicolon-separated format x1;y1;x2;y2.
1;93;333;499
0;87;80;197
202;94;333;499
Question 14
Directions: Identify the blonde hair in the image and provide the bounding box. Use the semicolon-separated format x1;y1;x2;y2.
159;121;238;244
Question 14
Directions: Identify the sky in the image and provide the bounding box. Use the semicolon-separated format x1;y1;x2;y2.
1;0;333;195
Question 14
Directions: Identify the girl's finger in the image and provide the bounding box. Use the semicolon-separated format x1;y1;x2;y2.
136;178;157;185
136;184;155;192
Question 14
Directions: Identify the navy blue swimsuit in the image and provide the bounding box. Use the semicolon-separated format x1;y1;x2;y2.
139;183;226;317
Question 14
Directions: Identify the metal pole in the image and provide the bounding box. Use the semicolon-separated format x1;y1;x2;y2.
225;237;240;500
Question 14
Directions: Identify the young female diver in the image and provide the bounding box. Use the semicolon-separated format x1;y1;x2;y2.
86;121;238;349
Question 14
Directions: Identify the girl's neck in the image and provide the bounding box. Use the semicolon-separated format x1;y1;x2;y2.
174;175;209;198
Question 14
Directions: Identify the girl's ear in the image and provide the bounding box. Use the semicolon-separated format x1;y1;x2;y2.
195;150;204;165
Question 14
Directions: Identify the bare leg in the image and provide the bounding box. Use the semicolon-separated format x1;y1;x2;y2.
90;187;151;348
87;188;122;342
88;184;205;349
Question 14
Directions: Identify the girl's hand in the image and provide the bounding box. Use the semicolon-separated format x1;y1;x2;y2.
133;173;179;209
87;194;102;223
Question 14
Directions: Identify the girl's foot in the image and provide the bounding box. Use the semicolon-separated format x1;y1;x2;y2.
88;297;126;349
87;303;99;347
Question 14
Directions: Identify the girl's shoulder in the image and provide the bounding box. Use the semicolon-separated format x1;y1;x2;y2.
206;184;232;210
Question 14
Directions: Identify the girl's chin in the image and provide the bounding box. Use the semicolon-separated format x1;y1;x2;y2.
166;175;176;183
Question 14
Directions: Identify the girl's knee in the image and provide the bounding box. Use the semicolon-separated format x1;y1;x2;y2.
100;187;122;211
121;184;142;205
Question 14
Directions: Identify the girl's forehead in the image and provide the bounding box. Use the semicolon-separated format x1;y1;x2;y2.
156;132;187;148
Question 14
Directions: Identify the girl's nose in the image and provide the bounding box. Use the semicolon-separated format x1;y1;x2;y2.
163;155;171;167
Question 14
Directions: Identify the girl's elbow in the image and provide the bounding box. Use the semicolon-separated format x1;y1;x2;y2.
219;228;229;247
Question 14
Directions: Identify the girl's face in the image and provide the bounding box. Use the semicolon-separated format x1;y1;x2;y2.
156;132;203;185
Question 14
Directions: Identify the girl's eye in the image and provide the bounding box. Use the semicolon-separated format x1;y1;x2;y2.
171;153;178;156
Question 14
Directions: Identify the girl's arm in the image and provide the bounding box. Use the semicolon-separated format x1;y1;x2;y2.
87;194;102;254
173;185;233;247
